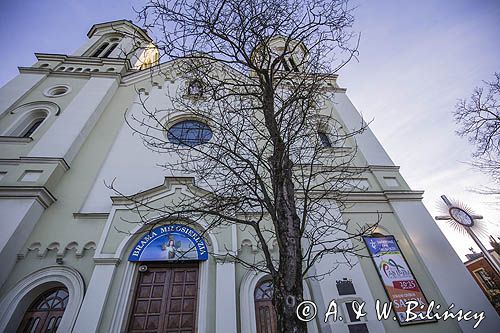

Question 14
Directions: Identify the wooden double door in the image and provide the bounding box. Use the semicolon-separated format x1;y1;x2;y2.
127;263;199;333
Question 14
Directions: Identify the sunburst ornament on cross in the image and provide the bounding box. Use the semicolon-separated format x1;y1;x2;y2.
435;195;500;275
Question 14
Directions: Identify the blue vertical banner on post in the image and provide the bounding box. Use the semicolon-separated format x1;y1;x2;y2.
363;235;436;325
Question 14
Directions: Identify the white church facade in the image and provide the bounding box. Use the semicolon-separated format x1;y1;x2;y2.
0;20;498;333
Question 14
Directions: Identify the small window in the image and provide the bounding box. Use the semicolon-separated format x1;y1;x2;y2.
345;302;360;322
281;59;291;71
91;42;109;57
22;118;44;138
475;269;496;289
187;80;203;97
348;323;369;333
167;120;212;147
101;43;118;58
336;278;356;296
289;57;299;72
44;85;70;97
318;131;332;147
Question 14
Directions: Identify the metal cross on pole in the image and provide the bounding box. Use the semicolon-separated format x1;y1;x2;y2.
435;195;500;275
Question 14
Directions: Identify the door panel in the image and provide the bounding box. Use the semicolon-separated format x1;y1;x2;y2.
127;264;199;333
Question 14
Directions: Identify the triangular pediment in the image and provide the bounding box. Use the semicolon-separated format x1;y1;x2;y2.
110;176;210;206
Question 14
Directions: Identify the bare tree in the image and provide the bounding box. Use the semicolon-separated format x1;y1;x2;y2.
110;1;379;331
455;73;500;195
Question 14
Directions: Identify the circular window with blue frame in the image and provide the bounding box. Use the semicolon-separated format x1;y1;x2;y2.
167;120;213;147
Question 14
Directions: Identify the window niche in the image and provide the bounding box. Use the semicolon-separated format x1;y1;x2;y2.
1;102;60;140
336;278;356;296
89;36;122;58
318;131;333;148
187;80;204;98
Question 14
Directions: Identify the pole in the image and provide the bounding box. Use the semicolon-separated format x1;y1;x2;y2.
465;227;500;275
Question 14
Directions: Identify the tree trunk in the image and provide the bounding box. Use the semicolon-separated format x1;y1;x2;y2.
274;168;307;333
263;85;307;332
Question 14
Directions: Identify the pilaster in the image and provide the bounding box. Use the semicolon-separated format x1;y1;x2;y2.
72;259;119;332
215;258;237;333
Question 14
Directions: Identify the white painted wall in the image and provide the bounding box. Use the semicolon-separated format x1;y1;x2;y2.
332;93;394;166
0;73;46;119
80;85;178;213
28;76;118;165
0;198;44;289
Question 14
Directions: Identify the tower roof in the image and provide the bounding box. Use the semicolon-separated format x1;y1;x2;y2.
87;19;152;43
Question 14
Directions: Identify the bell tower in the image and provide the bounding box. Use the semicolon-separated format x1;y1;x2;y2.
73;19;159;69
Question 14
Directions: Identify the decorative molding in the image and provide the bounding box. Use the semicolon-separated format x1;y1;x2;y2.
73;212;109;219
0;157;69;171
110;176;208;205
367;164;401;171
94;257;121;266
0;136;32;143
343;190;424;202
0;266;85;333
214;254;237;264
8;101;61;116
17;241;98;259
35;53;130;66
87;19;152;42
0;186;56;208
18;67;124;79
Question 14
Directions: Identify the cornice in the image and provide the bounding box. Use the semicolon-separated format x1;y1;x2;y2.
110;176;209;205
0;136;33;144
35;53;130;66
343;190;424;202
72;212;109;219
87;20;152;42
93;256;121;266
19;67;124;80
0;157;70;171
0;186;56;208
367;165;401;172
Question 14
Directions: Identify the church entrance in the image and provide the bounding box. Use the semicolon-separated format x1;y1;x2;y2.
126;263;199;333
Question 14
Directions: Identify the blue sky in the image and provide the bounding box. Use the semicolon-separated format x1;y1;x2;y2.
1;0;499;259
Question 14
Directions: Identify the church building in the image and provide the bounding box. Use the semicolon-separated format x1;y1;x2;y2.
0;20;498;333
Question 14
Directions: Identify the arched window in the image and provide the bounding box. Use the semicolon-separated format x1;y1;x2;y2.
187;80;203;97
318;131;332;147
91;42;109;57
5;109;49;138
254;279;276;333
101;43;118;58
17;287;69;333
21;118;45;138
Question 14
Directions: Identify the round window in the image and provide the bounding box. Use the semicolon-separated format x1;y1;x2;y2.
167;120;212;146
43;85;71;97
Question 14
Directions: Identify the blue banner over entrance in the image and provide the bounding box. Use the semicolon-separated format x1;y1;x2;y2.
128;224;208;262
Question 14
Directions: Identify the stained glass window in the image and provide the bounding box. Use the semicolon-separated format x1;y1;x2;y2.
167;120;212;146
